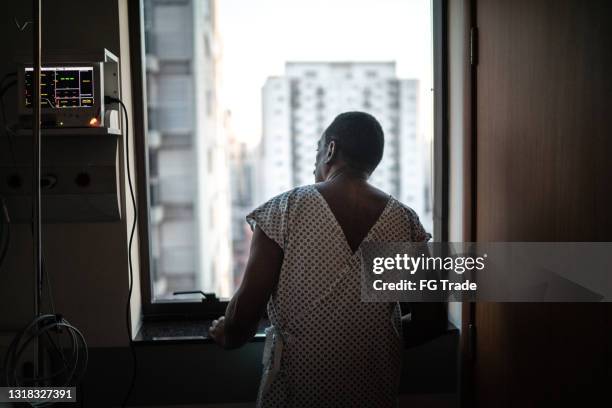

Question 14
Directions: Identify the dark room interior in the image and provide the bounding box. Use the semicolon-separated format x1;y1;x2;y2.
0;1;610;407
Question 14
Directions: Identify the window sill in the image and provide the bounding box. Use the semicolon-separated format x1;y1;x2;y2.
134;318;458;347
134;319;268;345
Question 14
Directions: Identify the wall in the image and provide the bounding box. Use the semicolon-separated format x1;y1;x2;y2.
0;0;130;350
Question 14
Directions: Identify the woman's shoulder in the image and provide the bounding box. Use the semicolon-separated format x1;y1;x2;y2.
390;199;421;220
386;198;432;242
264;184;315;202
252;185;317;212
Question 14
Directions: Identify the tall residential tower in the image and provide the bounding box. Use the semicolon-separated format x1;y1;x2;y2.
144;0;232;299
261;62;430;228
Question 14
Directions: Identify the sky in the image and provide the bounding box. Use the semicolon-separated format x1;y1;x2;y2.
216;0;433;146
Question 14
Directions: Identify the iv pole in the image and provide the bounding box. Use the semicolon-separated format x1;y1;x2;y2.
2;1;88;391
32;0;43;381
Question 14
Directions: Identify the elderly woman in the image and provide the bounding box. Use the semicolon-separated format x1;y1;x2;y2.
209;111;432;407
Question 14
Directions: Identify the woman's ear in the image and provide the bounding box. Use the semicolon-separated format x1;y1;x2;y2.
325;140;336;164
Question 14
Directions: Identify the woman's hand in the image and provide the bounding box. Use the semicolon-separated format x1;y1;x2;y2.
208;226;283;350
209;316;227;348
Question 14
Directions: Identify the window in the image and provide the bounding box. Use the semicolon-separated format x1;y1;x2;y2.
134;0;438;317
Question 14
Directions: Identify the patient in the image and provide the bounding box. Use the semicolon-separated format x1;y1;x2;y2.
210;112;431;407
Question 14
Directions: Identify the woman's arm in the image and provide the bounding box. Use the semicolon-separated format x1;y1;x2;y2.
209;225;284;349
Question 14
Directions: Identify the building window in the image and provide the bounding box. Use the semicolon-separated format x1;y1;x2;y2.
136;0;436;316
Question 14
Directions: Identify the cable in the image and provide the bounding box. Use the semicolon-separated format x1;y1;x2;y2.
0;64;89;405
0;75;15;271
0;74;19;270
0;76;18;170
2;2;89;403
3;314;88;407
105;96;138;408
0;72;16;86
0;198;9;271
0;80;16;95
0;73;52;312
0;203;45;335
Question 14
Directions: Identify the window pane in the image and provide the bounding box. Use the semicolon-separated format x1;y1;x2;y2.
143;0;434;300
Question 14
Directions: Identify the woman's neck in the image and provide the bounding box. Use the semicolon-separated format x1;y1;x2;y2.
325;166;369;183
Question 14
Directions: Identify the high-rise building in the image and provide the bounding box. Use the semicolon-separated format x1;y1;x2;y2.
261;62;430;227
144;0;232;299
226;111;257;289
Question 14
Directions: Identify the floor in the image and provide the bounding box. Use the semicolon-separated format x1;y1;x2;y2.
140;393;457;408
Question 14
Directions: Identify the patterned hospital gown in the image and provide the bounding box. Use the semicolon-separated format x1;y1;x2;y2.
246;184;430;408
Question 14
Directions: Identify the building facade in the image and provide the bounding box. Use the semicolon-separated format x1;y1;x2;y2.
261;62;430;227
144;0;232;299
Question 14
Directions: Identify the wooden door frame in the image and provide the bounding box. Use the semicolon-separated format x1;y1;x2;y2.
435;0;478;405
459;0;478;406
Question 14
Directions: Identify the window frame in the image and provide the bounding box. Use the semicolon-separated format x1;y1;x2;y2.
433;0;450;242
128;0;227;321
128;0;449;321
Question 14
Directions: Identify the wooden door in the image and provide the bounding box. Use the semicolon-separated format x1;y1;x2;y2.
468;0;612;406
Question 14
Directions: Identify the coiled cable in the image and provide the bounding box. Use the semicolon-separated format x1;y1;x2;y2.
3;314;88;407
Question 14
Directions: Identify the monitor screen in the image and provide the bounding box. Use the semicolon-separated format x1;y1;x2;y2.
24;66;95;109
